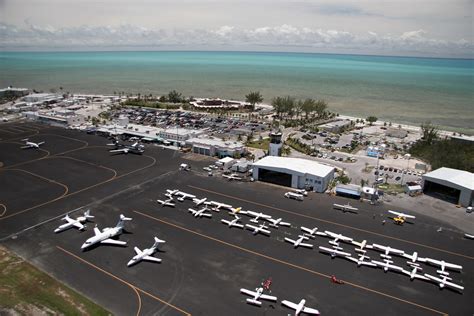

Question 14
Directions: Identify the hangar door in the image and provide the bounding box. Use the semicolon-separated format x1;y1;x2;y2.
423;180;460;204
258;167;292;187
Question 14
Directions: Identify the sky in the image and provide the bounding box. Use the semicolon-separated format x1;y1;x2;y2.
0;0;473;57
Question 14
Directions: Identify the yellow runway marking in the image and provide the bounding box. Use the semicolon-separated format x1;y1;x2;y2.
134;210;447;316
189;185;473;261
56;246;190;316
0;155;156;221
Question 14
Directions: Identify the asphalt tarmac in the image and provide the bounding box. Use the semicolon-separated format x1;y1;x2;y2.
0;121;472;315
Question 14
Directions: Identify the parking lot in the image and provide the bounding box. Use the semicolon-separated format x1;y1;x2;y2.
0;122;473;315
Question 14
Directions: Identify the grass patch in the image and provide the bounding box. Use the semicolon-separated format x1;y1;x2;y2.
0;246;110;315
246;138;270;150
378;183;405;195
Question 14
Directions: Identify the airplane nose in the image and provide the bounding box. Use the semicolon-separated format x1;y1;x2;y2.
81;243;87;250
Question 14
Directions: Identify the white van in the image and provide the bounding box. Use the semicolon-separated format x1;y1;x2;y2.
284;192;305;201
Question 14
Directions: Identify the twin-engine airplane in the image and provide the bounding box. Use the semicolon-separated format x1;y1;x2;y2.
54;210;94;233
81;214;132;250
21;139;45;149
127;237;166;267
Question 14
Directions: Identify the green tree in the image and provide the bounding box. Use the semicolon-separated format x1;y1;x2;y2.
420;121;439;145
271;96;286;118
367;116;378;125
167;90;183;103
245;91;263;112
294;100;303;119
301;98;315;119
314;99;328;117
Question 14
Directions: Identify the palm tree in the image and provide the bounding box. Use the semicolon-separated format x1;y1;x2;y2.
245;91;263;112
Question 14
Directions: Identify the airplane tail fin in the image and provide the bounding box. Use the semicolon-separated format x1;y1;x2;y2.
84;209;94;219
246;299;262;306
153;237;166;248
117;214;132;228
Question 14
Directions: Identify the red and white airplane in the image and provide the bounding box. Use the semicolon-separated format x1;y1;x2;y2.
281;298;320;315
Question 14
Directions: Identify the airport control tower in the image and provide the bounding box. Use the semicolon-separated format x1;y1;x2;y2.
268;131;283;156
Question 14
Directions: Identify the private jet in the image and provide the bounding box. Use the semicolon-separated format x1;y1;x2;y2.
188;207;212;218
371;243;405;259
423;258;463;275
319;246;352;258
109;145;144;155
192;197;207;206
54;210;94;233
423;273;464;291
333;203;359;214
240;287;277;306
388;210;416;225
21;139;45;149
81;214;132;250
265;217;291;228
284;235;314;249
281;298;320;315
221;216;244;229
246;223;271;236
127;237;166;267
324;231;354;246
157;199;176;207
246;211;272;223
346;253;377;267
372;260;405;273
300;227;327;239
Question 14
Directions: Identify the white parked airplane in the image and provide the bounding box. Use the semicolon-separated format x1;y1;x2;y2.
265;217;291;228
21;139;45;149
223;174;242;181
166;189;179;196
402;251;427;264
333;203;359;214
192;197;207;206
221;216;244;229
285;235;313;249
54;210;94;233
319;246;352;258
324;231;353;246
188;207;212;218
109;146;144;155
301;226;327;238
157;199;175;207
423;273;464;291
228;207;248;216
205;201;233;211
372;260;405;273
81;214;132;250
423;258;463;275
402;265;429;281
346;253;377;267
371;243;405;259
246;211;272;223
240;287;277;306
127;237;166;267
281;298;320;315
351;239;372;252
246;223;271;236
175;191;196;201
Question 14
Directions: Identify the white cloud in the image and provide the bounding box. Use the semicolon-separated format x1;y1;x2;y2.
0;22;472;57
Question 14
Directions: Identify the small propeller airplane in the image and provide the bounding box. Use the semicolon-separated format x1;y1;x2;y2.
388;210;416;225
221;215;244;229
175;191;196;201
240;287;277;306
246;223;271;236
333;203;359;214
402;264;429;281
223;174;242;181
246;211;272;223
166;189;179;196
205;201;233;211
402;251;427;264
284;235;314;249
188;207;213;218
228;206;247;216
423;273;464;291
81;214;132;250
300;226;327;238
109;145;144;155
318;246;352;258
323;231;354;246
345;253;377;267
372;260;405;273
371;243;405;259
21;139;45;149
265;217;291;228
192;197;207;206
423;258;463;275
127;237;166;267
351;239;372;252
54;210;94;233
281;298;320;315
157;198;175;207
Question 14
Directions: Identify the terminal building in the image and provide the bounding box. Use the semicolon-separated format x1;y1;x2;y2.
422;167;473;207
185;137;246;158
252;156;335;192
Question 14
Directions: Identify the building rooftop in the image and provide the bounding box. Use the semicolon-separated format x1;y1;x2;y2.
187;137;244;149
423;167;474;190
253;156;334;177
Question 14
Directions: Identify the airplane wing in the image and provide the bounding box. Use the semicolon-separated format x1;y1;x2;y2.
109;148;128;153
143;256;162;263
37;142;45;146
303;306;320;314
259;294;278;301
260;228;271;234
245;224;258;230
233;223;244;228
101;239;127;246
299;242;314;248
281;300;299;310
221;219;230;225
445;262;463;270
72;221;84;230
93;227;101;235
134;247;143;255
21;145;32;149
284;237;296;244
240;288;257;296
444;280;464;291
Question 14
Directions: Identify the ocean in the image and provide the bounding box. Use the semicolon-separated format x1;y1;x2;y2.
1;51;472;133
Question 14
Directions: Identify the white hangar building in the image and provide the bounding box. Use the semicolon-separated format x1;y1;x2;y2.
252;156;335;192
422;167;473;207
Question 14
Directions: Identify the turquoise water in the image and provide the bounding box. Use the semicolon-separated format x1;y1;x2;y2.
1;51;472;132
